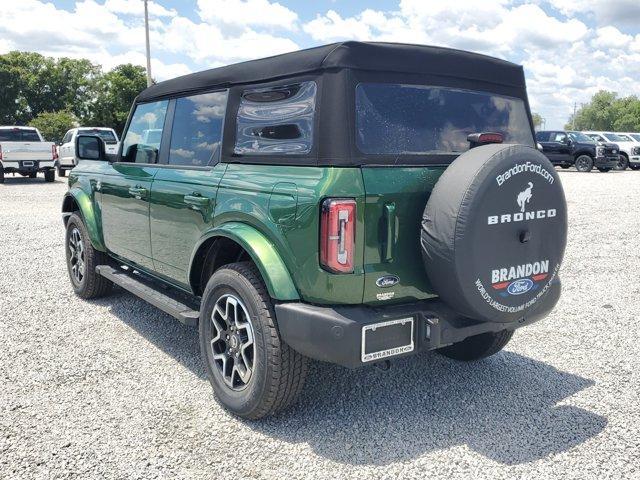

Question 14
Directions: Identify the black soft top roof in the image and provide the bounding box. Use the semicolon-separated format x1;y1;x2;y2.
137;41;525;102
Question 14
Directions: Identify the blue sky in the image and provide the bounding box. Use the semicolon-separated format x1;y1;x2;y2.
1;0;640;128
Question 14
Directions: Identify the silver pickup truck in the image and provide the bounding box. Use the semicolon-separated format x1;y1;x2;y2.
0;126;57;183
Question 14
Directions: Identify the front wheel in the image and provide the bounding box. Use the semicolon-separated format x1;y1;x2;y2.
438;330;514;361
616;155;629;171
574;155;593;172
199;262;307;419
65;213;113;299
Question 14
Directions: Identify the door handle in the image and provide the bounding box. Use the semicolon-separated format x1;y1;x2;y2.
383;203;397;262
128;186;147;199
184;194;211;210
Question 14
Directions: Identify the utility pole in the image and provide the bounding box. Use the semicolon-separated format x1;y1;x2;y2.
572;102;577;130
144;0;152;87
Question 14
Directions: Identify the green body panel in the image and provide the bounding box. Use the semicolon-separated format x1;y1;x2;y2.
66;160;110;251
361;167;445;304
215;164;366;304
149;164;227;288
66;160;443;306
100;163;158;270
196;222;299;300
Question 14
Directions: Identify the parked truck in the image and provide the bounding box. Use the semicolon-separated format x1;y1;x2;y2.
0;126;57;183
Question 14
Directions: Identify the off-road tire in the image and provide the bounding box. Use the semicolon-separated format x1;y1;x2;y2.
574;155;593;173
44;169;55;182
58;167;67;177
65;213;113;299
598;167;611;173
560;165;570;169
0;169;5;183
199;262;307;419
438;330;514;361
631;164;640;171
29;172;37;179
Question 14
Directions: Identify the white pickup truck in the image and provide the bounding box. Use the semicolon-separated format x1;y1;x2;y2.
0;126;57;183
57;127;120;177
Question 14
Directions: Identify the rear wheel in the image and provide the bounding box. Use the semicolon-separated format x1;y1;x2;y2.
560;165;570;169
616;154;629;171
44;169;55;182
58;167;67;177
199;262;307;419
0;169;4;184
439;330;514;361
598;167;611;173
65;213;113;299
631;164;640;171
574;155;593;172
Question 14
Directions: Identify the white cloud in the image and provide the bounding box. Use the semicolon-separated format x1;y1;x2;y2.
545;0;640;26
196;0;298;30
592;26;633;49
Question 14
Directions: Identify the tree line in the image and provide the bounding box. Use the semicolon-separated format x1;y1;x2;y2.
566;90;640;131
0;51;147;143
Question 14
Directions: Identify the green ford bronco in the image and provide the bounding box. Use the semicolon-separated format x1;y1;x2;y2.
62;42;568;419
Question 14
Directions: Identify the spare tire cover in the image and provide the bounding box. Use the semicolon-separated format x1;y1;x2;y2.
421;144;567;323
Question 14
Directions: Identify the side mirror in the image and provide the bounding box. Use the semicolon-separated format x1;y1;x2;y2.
75;134;107;162
536;142;544;151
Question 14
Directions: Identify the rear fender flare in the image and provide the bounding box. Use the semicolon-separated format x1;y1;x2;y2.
191;222;299;301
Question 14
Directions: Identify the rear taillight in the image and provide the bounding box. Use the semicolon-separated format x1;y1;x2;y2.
52;144;58;160
320;198;356;274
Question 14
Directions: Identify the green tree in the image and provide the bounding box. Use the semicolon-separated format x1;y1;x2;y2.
28;110;78;143
0;51;100;125
89;64;148;135
566;91;618;130
531;113;543;129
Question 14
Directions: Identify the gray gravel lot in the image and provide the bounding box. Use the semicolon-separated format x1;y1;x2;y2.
0;170;638;479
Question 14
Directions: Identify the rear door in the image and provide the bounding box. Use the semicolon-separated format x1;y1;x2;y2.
355;82;535;304
149;91;228;288
100;100;168;270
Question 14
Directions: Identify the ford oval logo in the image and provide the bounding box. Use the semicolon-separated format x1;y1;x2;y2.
376;275;400;288
507;278;534;295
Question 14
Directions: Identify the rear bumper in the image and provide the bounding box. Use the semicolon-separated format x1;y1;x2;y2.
1;160;55;173
276;281;561;368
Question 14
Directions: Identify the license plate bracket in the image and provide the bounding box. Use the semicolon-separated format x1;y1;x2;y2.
361;317;414;363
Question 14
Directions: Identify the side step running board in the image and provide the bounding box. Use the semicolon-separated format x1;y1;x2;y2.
96;265;200;327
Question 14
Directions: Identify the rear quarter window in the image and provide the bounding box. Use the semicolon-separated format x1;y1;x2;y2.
234;81;316;155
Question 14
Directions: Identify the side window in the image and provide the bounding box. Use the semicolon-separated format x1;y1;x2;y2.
535;132;549;141
234;81;316;155
62;131;73;144
121;100;168;164
551;132;567;142
168;91;227;166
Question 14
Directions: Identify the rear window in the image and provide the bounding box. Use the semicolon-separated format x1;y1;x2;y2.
0;129;41;142
234;81;316;155
355;83;534;155
79;129;118;144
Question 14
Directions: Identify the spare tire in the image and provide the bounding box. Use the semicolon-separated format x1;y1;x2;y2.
421;144;567;324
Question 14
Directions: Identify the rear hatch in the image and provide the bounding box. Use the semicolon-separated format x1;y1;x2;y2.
356;83;535;304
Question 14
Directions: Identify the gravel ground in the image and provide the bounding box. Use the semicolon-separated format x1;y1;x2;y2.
0;170;638;480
